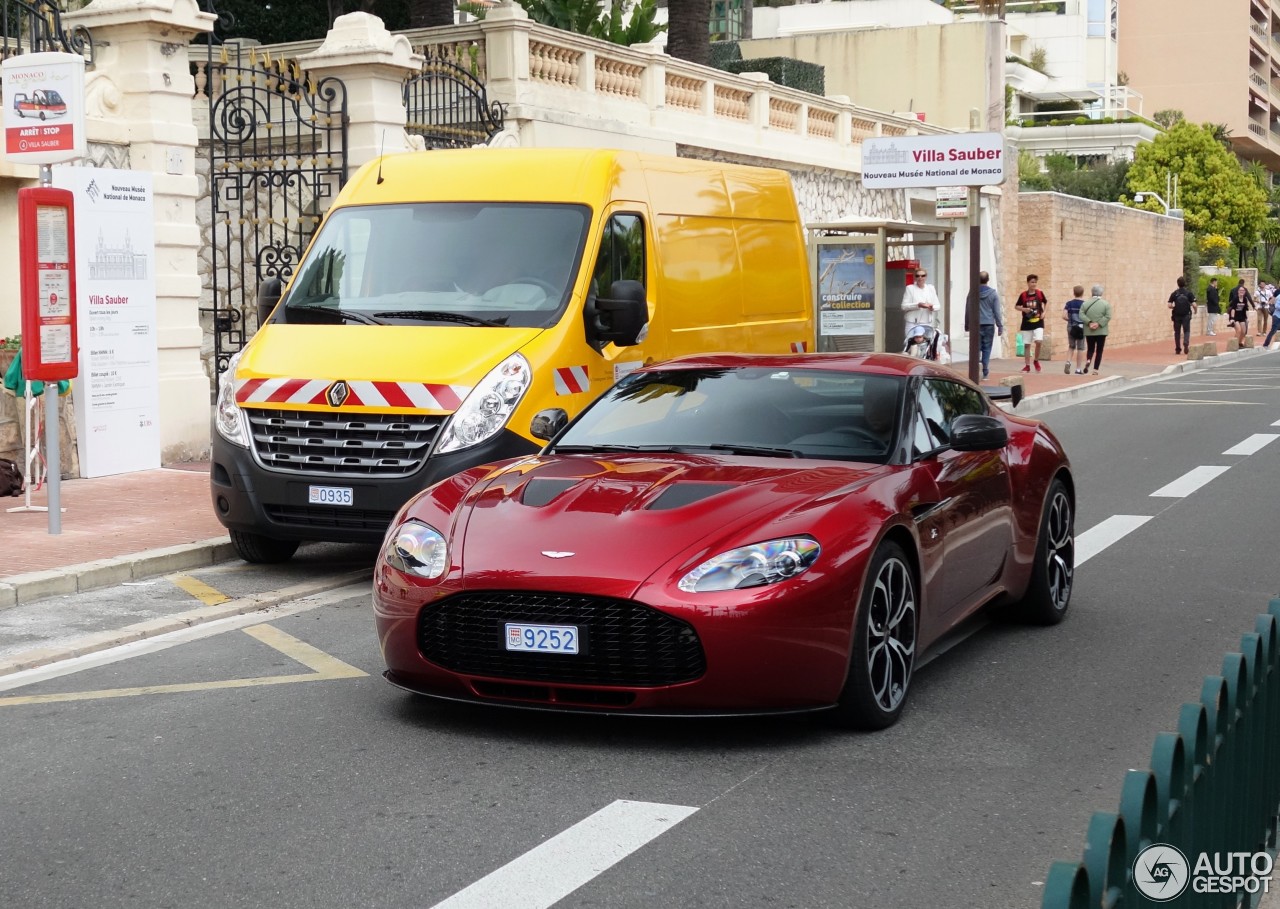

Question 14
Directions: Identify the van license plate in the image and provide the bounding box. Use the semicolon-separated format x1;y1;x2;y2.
505;623;579;654
308;485;353;506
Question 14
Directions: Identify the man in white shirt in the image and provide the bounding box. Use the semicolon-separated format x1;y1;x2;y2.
900;268;940;340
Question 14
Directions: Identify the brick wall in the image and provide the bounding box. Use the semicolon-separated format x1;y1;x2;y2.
1009;193;1184;351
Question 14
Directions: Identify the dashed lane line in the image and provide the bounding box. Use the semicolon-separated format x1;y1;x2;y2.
168;572;232;606
1150;466;1231;498
1223;434;1279;456
1075;516;1152;566
428;800;699;909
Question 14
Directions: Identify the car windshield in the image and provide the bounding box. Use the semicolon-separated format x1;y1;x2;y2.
551;367;906;464
274;202;590;329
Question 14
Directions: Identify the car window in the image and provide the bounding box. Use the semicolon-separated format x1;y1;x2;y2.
912;379;988;457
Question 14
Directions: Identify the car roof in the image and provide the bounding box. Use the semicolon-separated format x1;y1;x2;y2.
635;352;968;384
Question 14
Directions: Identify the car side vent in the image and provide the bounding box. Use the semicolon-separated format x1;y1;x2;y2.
647;483;736;511
521;477;580;507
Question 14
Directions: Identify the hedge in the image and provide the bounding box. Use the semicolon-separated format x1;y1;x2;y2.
722;57;825;96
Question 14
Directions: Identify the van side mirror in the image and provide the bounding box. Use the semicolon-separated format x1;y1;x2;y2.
585;279;648;351
530;408;569;442
256;277;283;329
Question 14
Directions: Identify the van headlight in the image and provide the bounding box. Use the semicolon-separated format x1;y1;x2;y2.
678;537;821;593
214;350;249;448
436;353;532;453
382;519;448;579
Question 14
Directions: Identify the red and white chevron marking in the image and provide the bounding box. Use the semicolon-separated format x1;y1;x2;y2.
553;365;590;395
235;377;470;411
790;341;809;353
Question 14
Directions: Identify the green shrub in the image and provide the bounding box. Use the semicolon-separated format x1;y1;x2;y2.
0;334;19;350
723;57;825;96
708;41;742;69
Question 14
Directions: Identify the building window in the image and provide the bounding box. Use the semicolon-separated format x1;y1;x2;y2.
1087;0;1106;37
711;0;746;42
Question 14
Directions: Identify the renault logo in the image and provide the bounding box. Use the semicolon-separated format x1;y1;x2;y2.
326;380;350;408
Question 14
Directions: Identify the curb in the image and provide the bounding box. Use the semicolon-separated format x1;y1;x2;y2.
0;536;237;611
0;569;371;677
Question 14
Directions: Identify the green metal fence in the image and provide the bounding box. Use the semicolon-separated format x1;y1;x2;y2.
1043;598;1280;908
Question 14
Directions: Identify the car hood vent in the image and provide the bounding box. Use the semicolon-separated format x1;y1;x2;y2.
521;477;580;507
646;483;737;511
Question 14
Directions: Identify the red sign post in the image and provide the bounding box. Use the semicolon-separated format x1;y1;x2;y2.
18;186;78;381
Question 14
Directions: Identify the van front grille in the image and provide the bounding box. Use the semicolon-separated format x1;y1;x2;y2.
246;408;443;477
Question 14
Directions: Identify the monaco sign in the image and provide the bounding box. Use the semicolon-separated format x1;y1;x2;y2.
2;52;86;165
860;132;1007;190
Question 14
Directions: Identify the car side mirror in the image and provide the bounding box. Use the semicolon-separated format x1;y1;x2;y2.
530;408;569;442
256;277;283;329
585;279;648;351
949;414;1008;452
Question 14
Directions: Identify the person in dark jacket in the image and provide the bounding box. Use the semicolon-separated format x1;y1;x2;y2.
970;271;1004;379
1228;278;1253;345
1205;277;1220;336
1167;276;1197;355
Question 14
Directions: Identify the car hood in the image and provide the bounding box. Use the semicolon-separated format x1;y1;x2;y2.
455;454;880;594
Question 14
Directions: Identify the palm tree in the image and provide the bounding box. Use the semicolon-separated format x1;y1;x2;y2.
667;0;711;66
410;0;457;28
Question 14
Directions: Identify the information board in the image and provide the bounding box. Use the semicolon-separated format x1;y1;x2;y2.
2;52;86;165
17;187;78;380
52;166;160;478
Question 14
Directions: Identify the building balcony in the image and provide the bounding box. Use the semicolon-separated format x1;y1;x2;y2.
1007;119;1161;163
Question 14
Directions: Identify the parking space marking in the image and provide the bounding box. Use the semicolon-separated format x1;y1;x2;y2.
168;573;232;606
1150;466;1231;498
0;623;366;707
1223;434;1279;456
1076;515;1152;566
430;800;698;909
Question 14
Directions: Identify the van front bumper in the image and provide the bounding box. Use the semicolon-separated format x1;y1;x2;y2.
210;430;538;545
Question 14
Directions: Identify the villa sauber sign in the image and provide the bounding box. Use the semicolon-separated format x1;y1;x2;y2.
860;132;1007;190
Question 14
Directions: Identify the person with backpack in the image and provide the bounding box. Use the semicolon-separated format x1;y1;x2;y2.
1167;276;1197;356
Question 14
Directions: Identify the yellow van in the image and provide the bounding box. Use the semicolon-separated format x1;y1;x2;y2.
210;148;813;562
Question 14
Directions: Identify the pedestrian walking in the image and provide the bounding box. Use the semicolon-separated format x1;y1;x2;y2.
1257;283;1273;337
1264;297;1280;348
1015;274;1048;372
1205;277;1221;336
900;267;940;340
1167;276;1197;356
1080;284;1111;375
1062;284;1088;374
967;270;1003;379
1228;278;1253;345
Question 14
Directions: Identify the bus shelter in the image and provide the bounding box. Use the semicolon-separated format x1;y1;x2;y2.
808;220;955;355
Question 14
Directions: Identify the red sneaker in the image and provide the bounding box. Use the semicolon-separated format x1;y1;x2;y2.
1021;364;1031;372
1033;361;1042;372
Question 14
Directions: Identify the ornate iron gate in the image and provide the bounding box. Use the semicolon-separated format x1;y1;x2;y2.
404;52;505;149
201;36;348;374
0;0;93;63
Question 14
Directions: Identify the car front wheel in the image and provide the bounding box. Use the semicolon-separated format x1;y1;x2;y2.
230;529;300;564
832;541;918;730
1019;477;1073;625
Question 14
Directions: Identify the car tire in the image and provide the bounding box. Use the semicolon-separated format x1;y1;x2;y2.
831;541;918;730
230;529;300;564
1018;477;1074;625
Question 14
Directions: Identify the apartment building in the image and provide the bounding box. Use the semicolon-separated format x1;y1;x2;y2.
1120;0;1280;169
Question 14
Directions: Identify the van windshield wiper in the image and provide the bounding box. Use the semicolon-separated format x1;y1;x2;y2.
288;303;386;325
371;310;508;327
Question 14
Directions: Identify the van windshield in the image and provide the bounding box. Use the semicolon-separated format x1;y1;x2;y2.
274;202;591;329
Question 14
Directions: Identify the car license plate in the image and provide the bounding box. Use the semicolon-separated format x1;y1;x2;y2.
308;485;353;506
504;623;579;655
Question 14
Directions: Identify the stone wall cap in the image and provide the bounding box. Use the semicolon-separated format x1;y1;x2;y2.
298;11;421;71
66;0;215;32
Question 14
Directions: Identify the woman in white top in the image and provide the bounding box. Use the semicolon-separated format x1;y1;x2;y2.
901;268;940;338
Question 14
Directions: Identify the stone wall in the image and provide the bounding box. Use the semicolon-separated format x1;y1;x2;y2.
1010;193;1183;350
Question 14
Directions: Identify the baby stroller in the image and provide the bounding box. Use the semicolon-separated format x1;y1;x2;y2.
903;323;952;364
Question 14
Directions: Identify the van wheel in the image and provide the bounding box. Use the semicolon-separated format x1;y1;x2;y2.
230;529;299;564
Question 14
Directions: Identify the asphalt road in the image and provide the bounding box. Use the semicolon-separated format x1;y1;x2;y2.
1;357;1278;909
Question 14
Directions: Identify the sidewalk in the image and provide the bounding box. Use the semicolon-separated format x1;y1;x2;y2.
0;329;1269;613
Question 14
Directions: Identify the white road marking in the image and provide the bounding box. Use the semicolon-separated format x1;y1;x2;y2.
1075;515;1152;566
1150;466;1231;498
429;800;699;909
1272;419;1280;427
0;583;366;693
1223;434;1279;456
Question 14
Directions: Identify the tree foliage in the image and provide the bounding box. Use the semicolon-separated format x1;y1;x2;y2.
1127;120;1269;248
1019;151;1129;202
520;0;665;44
213;0;410;43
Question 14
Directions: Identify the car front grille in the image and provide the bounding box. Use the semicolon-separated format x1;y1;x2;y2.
264;504;398;532
246;408;444;477
417;591;706;687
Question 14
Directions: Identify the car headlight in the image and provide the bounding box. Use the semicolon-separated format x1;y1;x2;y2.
382;519;449;579
436;353;532;453
214;350;249;448
678;536;821;593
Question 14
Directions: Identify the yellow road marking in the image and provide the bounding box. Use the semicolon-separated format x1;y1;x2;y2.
169;573;232;606
0;624;366;707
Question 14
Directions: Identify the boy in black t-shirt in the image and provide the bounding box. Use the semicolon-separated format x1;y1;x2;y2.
1015;274;1048;372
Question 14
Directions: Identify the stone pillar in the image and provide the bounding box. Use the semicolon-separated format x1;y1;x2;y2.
65;0;216;462
299;13;423;175
480;2;533;109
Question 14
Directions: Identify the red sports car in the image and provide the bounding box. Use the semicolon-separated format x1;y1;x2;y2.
372;353;1074;728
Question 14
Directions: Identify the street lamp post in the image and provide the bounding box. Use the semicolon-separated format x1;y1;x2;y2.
1133;191;1183;219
